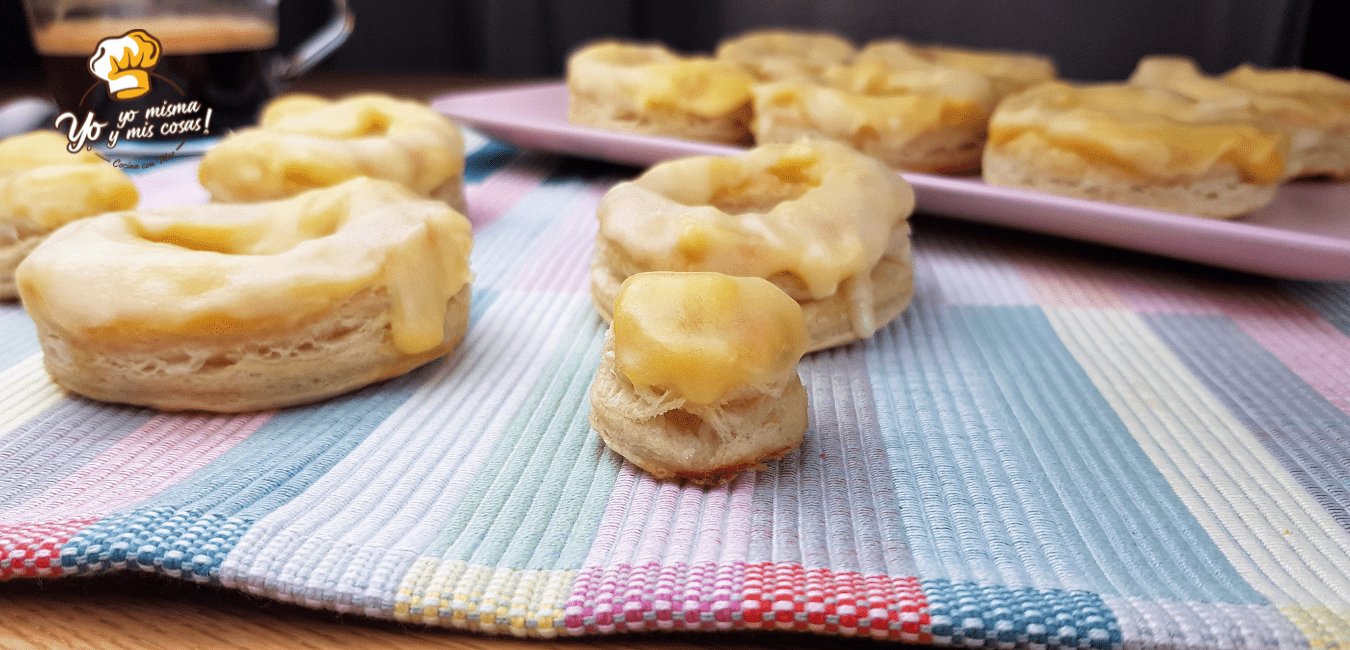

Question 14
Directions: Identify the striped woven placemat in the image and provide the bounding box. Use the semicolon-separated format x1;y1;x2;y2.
3;131;1350;649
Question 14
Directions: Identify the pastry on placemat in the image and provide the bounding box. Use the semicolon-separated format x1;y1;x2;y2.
591;138;915;351
0;130;137;300
197;93;468;213
589;271;809;486
16;178;474;412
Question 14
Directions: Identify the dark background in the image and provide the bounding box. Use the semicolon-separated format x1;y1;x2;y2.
2;0;1347;87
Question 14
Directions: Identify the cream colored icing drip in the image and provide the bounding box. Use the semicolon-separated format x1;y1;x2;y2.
16;178;472;354
612;272;807;405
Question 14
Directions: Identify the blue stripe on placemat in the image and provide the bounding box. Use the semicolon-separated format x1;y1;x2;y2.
0;304;38;369
463;140;521;183
866;303;1267;604
923;579;1121;649
59;359;441;581
421;298;614;568
466;307;612;570
1145;312;1350;532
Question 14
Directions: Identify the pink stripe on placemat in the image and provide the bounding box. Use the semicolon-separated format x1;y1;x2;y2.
684;479;732;567
465;157;556;230
1;412;270;525
575;462;641;567
564;560;929;640
1104;273;1231;315
1104;271;1311;317
1019;266;1129;309
1008;252;1130;310
564;459;929;638
1232;308;1350;414
1092;271;1350;412
579;465;758;570
509;185;603;294
1;413;268;578
602;468;662;564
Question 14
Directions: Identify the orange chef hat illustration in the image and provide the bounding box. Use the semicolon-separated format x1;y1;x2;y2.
88;30;162;100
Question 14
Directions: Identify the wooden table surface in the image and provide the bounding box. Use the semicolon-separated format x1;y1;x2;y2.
0;70;907;650
0;571;900;650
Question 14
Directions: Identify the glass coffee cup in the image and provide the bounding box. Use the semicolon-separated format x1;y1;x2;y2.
22;0;353;153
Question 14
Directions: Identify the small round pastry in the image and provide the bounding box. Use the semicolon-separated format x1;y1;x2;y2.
715;29;857;82
197;93;468;213
15;177;474;413
750;59;997;173
566;40;756;145
591;139;915;352
0;130;138;299
857;39;1057;99
589;271;809;485
982;81;1290;218
1129;56;1350;180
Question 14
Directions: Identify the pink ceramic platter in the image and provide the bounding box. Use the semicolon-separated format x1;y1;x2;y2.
433;82;1350;281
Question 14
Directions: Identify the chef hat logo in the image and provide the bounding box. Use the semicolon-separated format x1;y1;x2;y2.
88;30;162;100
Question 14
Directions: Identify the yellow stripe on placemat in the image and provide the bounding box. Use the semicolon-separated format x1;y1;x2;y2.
1044;307;1350;647
0;353;65;440
1282;606;1350;649
396;558;574;638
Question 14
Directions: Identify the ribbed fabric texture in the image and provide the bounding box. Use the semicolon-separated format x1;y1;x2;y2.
2;131;1349;649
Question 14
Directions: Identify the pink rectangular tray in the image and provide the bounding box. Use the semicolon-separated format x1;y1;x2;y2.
433;82;1350;281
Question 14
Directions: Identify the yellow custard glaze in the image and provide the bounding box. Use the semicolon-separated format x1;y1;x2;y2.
752;61;995;143
824;60;994;108
568;41;754;118
919;46;1056;96
1131;57;1349;129
16;178;473;354
989;82;1288;183
0;130;138;230
597;139;913;301
855;40;1057;99
1225;65;1350;101
613;272;807;405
